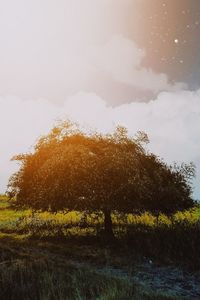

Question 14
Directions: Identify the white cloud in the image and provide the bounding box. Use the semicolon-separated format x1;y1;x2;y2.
0;1;141;104
0;90;200;198
89;36;186;93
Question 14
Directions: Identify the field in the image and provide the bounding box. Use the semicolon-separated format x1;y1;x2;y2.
0;195;200;299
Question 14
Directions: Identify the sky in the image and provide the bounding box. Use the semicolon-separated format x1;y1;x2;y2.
0;0;200;197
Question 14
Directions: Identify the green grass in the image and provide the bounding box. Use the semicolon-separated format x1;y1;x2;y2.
0;197;29;223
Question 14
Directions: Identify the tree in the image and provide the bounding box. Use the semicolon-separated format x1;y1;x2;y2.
137;155;195;216
8;121;195;236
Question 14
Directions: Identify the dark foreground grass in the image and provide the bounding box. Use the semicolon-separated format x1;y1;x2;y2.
125;221;200;269
0;237;178;300
0;258;132;300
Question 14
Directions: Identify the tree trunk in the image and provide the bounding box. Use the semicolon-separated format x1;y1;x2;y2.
103;209;114;237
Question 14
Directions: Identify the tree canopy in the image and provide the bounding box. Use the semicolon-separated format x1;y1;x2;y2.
8;121;195;235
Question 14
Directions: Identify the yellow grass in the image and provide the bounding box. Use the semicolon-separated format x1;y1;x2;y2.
0;195;198;231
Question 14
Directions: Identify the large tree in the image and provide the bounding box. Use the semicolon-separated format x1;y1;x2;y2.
8;121;195;236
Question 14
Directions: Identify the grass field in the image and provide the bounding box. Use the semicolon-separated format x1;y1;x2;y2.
0;194;198;235
0;195;200;299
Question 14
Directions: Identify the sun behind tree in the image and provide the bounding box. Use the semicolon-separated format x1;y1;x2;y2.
8;121;195;237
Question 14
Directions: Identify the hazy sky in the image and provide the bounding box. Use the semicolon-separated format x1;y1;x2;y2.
0;0;199;103
0;0;200;197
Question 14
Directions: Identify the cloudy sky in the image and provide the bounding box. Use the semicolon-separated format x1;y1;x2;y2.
0;0;200;197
